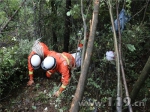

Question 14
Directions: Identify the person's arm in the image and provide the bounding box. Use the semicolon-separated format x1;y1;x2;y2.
54;65;70;97
27;51;35;86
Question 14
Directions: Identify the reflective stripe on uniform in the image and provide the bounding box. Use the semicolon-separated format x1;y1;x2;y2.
61;84;66;89
47;71;52;75
61;54;69;65
29;71;33;75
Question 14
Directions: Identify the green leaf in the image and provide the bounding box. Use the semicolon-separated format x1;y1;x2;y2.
8;59;15;66
32;106;36;110
126;44;136;52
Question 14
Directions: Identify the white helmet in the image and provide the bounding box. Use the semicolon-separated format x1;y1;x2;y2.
41;56;56;71
30;54;41;69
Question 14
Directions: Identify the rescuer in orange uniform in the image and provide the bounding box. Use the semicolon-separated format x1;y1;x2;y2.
41;50;81;97
27;39;82;97
27;39;50;86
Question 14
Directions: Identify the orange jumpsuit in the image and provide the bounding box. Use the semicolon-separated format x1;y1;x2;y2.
46;52;75;94
46;51;75;93
28;42;50;80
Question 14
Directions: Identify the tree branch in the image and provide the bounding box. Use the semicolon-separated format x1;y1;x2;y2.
108;0;122;111
140;0;149;25
0;0;26;34
130;56;150;103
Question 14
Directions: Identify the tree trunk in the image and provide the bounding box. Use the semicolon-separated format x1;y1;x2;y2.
81;0;87;67
130;56;150;102
33;1;37;39
63;0;71;52
108;0;122;111
52;31;58;51
38;0;42;37
51;1;58;51
69;0;99;111
116;1;133;111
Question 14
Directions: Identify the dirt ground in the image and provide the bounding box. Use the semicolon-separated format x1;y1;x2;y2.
1;71;149;112
0;75;73;112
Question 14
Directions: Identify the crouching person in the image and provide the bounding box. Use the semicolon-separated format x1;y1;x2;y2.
27;39;50;86
41;51;81;97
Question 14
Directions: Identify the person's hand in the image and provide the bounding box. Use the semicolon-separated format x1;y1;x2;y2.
27;80;34;86
53;91;61;97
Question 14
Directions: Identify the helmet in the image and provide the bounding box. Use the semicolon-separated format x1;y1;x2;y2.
30;54;41;69
41;56;56;71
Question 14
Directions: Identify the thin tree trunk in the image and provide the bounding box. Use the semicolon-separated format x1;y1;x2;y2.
63;0;71;52
38;0;42;37
130;56;150;102
51;1;58;51
52;31;58;51
0;0;26;34
69;0;99;111
81;0;87;68
108;0;122;111
116;1;133;111
33;1;37;39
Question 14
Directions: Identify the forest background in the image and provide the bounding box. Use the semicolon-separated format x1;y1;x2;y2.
0;0;150;112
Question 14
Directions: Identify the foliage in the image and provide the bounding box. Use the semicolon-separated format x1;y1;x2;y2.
0;0;150;111
67;4;80;19
121;23;150;82
0;38;33;96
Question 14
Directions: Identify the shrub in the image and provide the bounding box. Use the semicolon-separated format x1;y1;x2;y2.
0;39;33;97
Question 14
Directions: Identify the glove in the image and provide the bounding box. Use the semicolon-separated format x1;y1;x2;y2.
53;91;61;97
27;72;34;86
27;80;34;86
53;84;66;97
